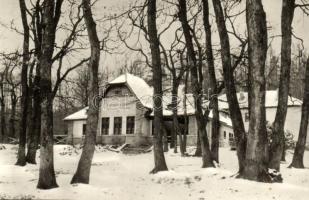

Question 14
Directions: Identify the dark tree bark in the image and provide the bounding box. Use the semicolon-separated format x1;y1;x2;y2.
37;0;63;189
9;92;17;138
163;123;169;152
171;80;184;155
148;0;168;174
243;0;270;182
202;0;220;163
16;0;30;166
26;72;41;164
182;69;189;154
166;49;186;155
269;0;295;171
194;131;202;156
0;89;6;143
71;0;100;184
26;0;43;165
289;58;309;168
212;0;247;173
178;0;214;168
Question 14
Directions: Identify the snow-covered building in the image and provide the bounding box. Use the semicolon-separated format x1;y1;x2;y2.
64;73;233;147
218;91;308;145
64;74;307;147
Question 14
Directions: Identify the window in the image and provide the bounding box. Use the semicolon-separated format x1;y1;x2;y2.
101;118;109;135
82;124;87;135
114;117;122;135
126;116;135;134
245;112;249;122
229;132;234;139
223;131;226;139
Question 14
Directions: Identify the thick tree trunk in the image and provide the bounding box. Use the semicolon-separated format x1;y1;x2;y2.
243;0;270;182
148;0;168;174
202;0;220;163
171;83;178;153
37;0;63;189
212;0;247;173
26;75;41;164
162;123;169;152
182;71;189;154
269;0;295;171
281;144;286;162
71;0;100;184
194;131;202;156
178;0;214;168
289;58;309;168
182;121;187;154
16;0;29;166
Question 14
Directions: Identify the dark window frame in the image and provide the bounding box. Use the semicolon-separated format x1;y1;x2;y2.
101;117;110;135
113;117;122;135
126;116;135;134
82;124;87;135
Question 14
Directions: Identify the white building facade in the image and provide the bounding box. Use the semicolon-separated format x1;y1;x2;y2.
64;74;307;148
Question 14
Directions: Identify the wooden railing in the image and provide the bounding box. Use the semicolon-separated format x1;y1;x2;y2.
53;135;68;144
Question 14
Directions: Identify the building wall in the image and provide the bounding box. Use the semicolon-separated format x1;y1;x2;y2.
219;125;234;147
67;121;74;144
187;116;198;146
240;106;309;145
66;119;86;145
99;85;152;146
73;120;87;138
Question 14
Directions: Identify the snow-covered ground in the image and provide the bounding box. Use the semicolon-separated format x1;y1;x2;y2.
0;145;308;200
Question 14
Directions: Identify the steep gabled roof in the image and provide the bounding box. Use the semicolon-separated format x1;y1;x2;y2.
109;73;153;108
63;107;88;121
218;90;302;109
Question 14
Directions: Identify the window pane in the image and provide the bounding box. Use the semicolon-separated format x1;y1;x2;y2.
82;124;87;135
114;117;122;135
126;116;135;134
101;117;109;135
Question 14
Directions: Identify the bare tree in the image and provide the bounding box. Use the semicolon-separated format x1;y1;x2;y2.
3;56;21;140
71;0;100;184
0;71;7;143
148;0;169;173
24;0;89;164
289;57;309;168
178;0;214;168
269;0;296;171
71;67;91;107
15;0;30;166
212;0;247;173
243;0;270;182
37;0;64;189
202;0;220;163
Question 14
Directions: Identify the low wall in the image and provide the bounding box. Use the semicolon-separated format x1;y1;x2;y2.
100;135;126;145
68;135;198;146
125;135;153;146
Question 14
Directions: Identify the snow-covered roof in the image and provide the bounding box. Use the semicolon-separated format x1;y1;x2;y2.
63;107;88;121
109;73;153;108
209;111;233;127
218;90;302;109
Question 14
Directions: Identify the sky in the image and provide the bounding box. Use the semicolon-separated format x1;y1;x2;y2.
0;0;309;78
